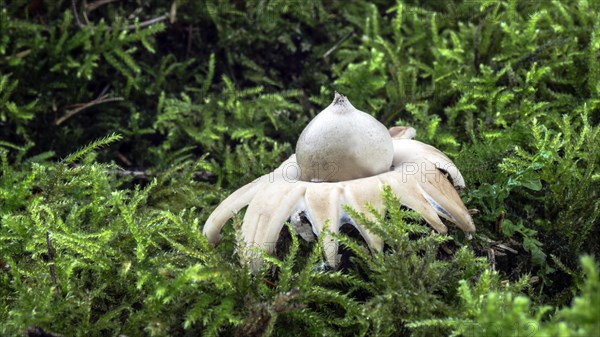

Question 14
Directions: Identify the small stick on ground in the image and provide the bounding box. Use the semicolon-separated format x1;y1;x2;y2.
85;0;119;13
73;0;175;31
71;0;84;28
45;231;59;294
487;247;496;271
323;30;354;58
125;14;170;30
27;325;66;337
55;95;124;125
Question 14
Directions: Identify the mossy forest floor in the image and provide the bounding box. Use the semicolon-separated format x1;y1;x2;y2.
1;1;599;336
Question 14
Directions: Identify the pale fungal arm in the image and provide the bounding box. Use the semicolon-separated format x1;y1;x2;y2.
303;184;342;267
389;126;417;140
416;161;474;232
392;139;466;189
340;178;385;252
203;178;262;244
377;172;449;234
238;178;310;271
202;154;299;244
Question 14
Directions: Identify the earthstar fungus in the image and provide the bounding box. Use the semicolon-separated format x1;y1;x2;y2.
203;93;475;270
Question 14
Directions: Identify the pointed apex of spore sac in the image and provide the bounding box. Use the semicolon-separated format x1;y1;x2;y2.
296;92;394;181
331;92;356;114
333;91;347;106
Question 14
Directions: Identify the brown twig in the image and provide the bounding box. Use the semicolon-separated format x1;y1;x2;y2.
116;152;133;166
169;2;178;24
115;169;152;179
487;247;496;271
74;0;175;31
186;25;199;59
323;30;354;58
125;14;170;30
0;49;31;65
27;326;66;337
45;232;59;294
66;162;215;181
55;95;124;125
440;243;453;255
71;0;84;28
85;0;119;13
98;83;111;98
117;169;214;181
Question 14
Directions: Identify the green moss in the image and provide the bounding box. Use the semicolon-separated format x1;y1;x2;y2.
1;0;599;335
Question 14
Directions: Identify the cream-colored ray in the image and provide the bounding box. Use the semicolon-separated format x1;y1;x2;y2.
392;139;465;189
242;183;307;270
203;178;263;244
240;180;290;250
238;154;299;243
341;177;385;252
377;171;448;233
257;184;308;248
304;183;342;267
389;126;417;140
416;161;475;233
204;155;299;245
